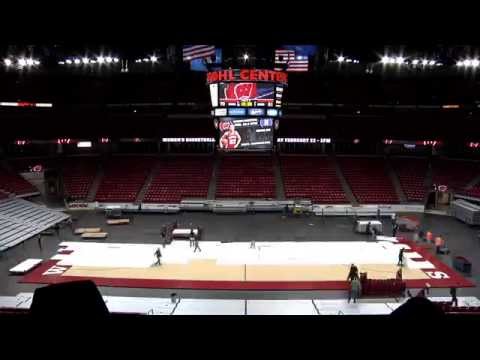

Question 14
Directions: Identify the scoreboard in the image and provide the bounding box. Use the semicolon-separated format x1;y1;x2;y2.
207;69;287;151
207;69;287;117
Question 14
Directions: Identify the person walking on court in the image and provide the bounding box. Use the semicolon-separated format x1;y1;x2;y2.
391;213;396;227
396;267;403;281
435;235;444;254
365;222;371;236
189;229;195;248
37;234;43;251
392;223;399;237
67;218;74;234
398;248;405;267
348;277;362;303
193;234;201;253
161;225;167;247
154;248;162;266
426;230;433;243
347;263;359;281
450;287;458;307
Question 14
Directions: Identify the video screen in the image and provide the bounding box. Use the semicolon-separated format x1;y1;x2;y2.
218;82;275;107
218;118;273;151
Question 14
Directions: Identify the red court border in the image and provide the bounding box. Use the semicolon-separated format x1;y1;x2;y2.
19;238;475;290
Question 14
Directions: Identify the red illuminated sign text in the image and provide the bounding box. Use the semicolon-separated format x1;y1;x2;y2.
207;69;288;84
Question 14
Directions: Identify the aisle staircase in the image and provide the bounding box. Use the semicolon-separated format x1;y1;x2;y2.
86;167;104;202
273;153;286;200
207;154;221;200
135;161;162;203
331;155;358;206
386;158;407;203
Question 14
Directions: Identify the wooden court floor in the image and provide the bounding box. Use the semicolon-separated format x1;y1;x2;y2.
63;260;428;281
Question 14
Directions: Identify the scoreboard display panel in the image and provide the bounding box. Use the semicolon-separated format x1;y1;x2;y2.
207;69;287;111
218;82;275;107
207;69;286;152
218;118;273;151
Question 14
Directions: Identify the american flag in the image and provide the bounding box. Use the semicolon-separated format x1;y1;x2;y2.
183;45;216;62
274;49;309;72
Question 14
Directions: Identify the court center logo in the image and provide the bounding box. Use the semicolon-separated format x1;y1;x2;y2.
226;83;256;100
42;265;68;276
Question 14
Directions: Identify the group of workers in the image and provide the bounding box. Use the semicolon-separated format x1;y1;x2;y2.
155;222;202;266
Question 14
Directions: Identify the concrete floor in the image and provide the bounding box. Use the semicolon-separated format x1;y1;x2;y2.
0;210;478;300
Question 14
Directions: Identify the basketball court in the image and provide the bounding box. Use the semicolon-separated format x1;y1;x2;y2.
19;236;473;290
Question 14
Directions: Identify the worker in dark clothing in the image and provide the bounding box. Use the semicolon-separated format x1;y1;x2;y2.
347;264;359;281
67;218;74;234
365;222;371;235
348;278;362;303
54;224;60;237
154;248;162;266
398;248;405;267
193;231;201;253
189;229;195;248
450;287;458;307
418;230;424;242
396;267;403;281
37;234;43;251
161;225;167;247
392;223;399;237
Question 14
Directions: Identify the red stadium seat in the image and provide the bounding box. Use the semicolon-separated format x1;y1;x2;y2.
338;157;399;204
391;157;428;202
431;159;479;192
280;156;348;203
216;156;276;199
62;158;99;200
0;169;37;196
95;156;156;202
143;157;213;203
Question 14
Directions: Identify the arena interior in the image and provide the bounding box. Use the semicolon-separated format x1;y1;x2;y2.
1;40;480;317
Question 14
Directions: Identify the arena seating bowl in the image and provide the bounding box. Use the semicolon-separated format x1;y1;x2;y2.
216;156;276;199
431;159;479;191
280;156;347;203
391;157;428;202
338;157;399;204
143;157;213;203
0;169;37;196
95;157;156;203
62;158;99;200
